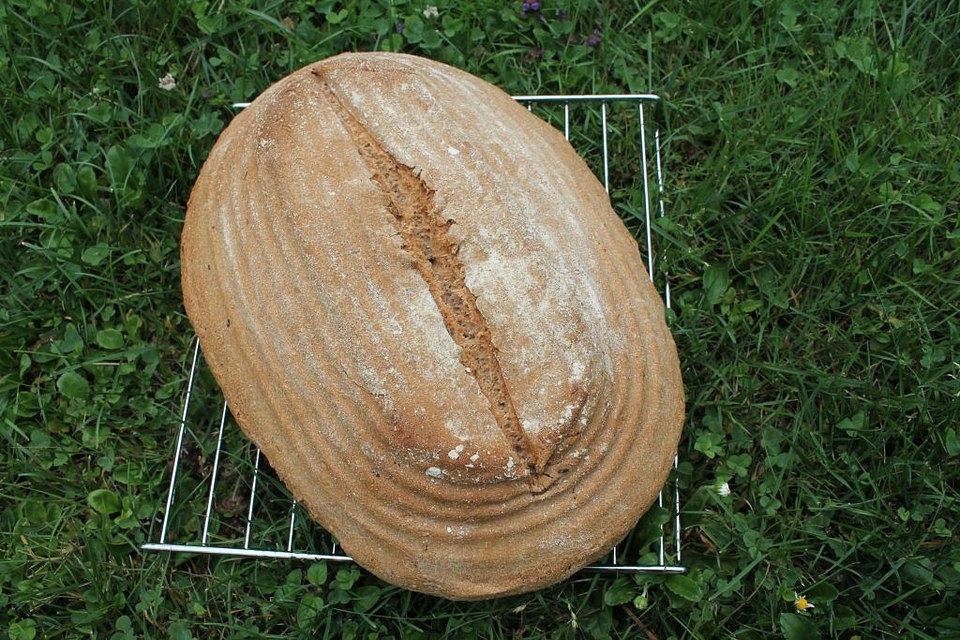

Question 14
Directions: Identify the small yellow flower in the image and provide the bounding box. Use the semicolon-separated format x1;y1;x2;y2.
794;593;815;612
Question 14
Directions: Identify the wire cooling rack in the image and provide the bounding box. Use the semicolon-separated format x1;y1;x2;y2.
142;94;685;576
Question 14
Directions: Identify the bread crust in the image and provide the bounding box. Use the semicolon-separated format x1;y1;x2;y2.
181;52;684;599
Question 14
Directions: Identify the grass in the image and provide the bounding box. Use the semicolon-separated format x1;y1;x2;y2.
1;0;959;638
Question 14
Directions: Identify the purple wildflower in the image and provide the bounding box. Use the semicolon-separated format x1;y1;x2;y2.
530;1;540;10
395;21;405;34
586;27;602;48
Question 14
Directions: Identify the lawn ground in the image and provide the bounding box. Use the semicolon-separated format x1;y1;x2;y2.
2;1;959;638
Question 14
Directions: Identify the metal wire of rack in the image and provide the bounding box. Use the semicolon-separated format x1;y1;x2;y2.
142;94;685;576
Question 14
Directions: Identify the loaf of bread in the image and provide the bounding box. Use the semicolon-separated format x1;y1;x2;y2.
181;52;684;599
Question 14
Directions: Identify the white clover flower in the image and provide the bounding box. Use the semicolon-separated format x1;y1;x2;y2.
716;481;731;497
423;5;439;18
158;73;176;91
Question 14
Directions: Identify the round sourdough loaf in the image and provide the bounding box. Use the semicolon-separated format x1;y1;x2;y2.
181;52;684;600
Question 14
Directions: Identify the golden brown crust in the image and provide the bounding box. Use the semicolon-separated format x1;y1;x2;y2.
181;52;684;599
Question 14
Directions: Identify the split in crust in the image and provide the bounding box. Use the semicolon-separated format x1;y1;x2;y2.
315;72;552;491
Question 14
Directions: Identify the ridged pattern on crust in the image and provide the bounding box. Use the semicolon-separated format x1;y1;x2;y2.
180;52;684;600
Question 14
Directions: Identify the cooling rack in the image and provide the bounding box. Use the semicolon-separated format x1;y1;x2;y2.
142;94;686;576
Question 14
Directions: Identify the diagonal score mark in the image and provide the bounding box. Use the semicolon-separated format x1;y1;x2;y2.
313;72;552;491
